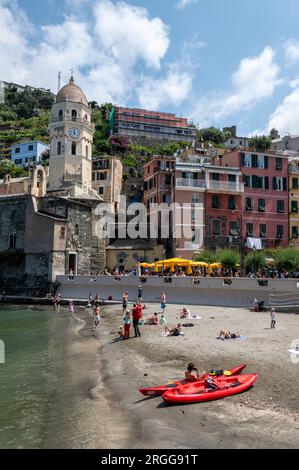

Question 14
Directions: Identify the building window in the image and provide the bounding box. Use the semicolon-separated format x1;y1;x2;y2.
277;225;284;239
15;159;22;165
228;195;236;210
273;177;287;191
229;221;238;236
246;223;253;237
71;109;77;122
212;220;220;235
60;227;66;239
15;147;20;154
98;187;104;195
28;144;34;151
8;233;16;249
212;195;220;209
71;142;76;155
260;224;266;238
86;146;88;158
245;197;253;211
258;198;266;212
291;200;298;213
212;173;220;181
275;157;283;170
58;109;63;120
228;174;236;182
251;154;258;168
162;194;167;203
292;177;298;190
57;141;61;155
75;224;79;236
243;175;250;187
292;226;299;238
165;174;172;185
192;193;200;204
277;200;285;213
92;172;96;181
100;172;107;180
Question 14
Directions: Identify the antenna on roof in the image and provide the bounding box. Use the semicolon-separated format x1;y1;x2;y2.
57;71;61;93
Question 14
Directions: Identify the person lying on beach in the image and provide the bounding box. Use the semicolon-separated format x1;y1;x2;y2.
185;362;200;382
165;323;182;336
218;330;240;340
180;308;191;319
144;312;159;325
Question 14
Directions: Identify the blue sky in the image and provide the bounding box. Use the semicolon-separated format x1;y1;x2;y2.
2;0;299;136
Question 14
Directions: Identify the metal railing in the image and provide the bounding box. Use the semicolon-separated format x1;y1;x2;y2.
207;181;244;192
176;178;206;189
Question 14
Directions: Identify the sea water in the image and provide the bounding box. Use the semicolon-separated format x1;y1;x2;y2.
0;305;98;449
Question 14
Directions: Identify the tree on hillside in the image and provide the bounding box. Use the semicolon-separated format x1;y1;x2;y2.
249;135;272;152
197;127;230;145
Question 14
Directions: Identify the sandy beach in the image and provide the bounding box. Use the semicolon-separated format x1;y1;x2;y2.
84;302;299;449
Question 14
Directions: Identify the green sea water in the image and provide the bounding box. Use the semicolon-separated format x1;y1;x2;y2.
0;305;90;449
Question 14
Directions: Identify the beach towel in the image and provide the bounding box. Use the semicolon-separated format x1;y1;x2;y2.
182;323;194;327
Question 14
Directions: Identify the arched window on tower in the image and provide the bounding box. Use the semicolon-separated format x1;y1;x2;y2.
71;142;76;155
57;141;61;155
58;109;63;121
9;233;16;250
75;224;79;236
86;145;88;158
71;110;77;122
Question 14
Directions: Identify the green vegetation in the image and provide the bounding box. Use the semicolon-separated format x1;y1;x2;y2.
195;250;219;264
0;159;28;178
272;248;299;272
245;251;267;271
218;249;240;269
249;135;272;152
196;127;231;145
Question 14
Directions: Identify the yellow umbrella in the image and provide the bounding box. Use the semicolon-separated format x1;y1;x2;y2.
154;264;159;273
186;263;193;275
191;261;209;267
209;263;222;269
170;263;175;273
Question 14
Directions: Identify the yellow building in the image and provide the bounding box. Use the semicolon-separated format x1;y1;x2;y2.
289;162;299;245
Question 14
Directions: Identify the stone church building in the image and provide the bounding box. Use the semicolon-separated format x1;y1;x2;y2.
0;78;106;295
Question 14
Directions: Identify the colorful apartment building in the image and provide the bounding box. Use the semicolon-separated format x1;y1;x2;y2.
11;140;49;167
204;166;244;250
289;160;299;245
111;106;196;142
217;151;289;248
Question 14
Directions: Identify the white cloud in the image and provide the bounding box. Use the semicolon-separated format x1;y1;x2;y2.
94;0;169;70
176;0;198;10
283;39;299;65
137;64;193;109
193;47;280;125
264;84;299;135
0;0;193;110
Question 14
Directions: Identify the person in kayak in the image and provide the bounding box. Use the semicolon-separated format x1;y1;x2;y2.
185;363;200;382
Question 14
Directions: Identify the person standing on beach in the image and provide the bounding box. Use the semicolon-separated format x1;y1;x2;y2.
137;285;143;301
160;314;168;334
132;302;142;337
92;305;101;335
123;308;131;340
122;291;129;315
53;293;61;312
160;291;166;314
69;300;74;316
270;308;276;329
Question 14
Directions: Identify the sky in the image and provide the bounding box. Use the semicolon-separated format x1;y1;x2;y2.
2;0;299;136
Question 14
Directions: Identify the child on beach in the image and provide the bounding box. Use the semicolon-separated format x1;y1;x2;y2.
122;291;129;315
68;300;74;316
160;291;166;314
92;305;101;335
118;325;124;339
185;363;200;382
123;308;131;340
270;308;276;329
160;314;168;334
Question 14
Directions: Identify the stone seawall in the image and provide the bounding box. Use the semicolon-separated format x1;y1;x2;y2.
56;275;299;310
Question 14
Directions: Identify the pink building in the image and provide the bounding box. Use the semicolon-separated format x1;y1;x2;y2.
216;151;289;248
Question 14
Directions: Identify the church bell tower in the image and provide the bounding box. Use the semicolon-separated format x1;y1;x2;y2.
48;76;94;195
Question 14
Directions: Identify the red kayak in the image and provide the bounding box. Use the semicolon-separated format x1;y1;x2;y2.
162;373;258;404
139;364;247;397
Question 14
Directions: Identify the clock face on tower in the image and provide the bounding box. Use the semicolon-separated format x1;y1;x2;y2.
69;127;80;139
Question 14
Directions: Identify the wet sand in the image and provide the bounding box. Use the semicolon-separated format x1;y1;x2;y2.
95;303;299;449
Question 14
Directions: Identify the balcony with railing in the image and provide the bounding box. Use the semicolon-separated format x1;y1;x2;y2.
176;178;206;190
207;180;244;193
